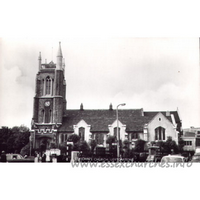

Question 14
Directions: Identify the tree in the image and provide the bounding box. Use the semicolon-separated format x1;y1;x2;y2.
123;139;130;158
12;125;30;153
67;134;80;151
164;136;179;154
79;140;91;156
68;134;80;144
152;140;166;152
123;139;129;149
0;125;30;154
0;126;12;153
6;134;16;153
20;142;30;157
134;139;146;152
49;142;56;149
89;139;97;155
59;142;67;155
106;135;119;158
72;142;80;151
178;137;185;154
67;134;91;156
106;135;116;152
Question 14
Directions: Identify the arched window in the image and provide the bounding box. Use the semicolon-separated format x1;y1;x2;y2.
155;127;165;141
42;77;54;96
79;127;85;141
42;79;45;95
44;108;51;123
52;79;54;95
49;110;52;123
46;76;51;95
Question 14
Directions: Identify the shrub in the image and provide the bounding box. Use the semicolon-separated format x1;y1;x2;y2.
20;142;30;157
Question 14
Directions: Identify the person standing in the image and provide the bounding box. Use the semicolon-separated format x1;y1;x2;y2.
0;151;7;162
34;153;39;163
42;152;46;162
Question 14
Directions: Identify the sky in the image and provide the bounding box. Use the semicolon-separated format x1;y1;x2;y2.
0;37;199;129
0;1;200;131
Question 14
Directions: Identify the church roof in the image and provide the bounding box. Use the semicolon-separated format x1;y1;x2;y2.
58;109;180;133
144;111;181;125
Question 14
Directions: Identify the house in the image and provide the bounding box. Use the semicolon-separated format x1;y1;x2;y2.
181;127;200;152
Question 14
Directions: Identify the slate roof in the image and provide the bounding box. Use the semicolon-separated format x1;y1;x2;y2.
143;111;180;124
58;109;180;133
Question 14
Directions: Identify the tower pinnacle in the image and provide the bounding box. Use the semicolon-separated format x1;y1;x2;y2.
57;41;63;57
57;42;63;70
38;52;42;70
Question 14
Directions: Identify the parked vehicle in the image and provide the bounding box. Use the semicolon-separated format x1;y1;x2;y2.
6;154;34;162
7;154;24;160
195;147;200;154
161;155;185;163
146;146;167;162
71;151;80;162
181;151;194;162
138;152;149;162
191;154;200;163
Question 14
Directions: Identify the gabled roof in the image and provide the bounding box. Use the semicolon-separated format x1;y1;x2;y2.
143;111;180;123
58;109;181;133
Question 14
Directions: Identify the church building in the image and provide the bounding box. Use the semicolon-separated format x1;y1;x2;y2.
31;42;182;150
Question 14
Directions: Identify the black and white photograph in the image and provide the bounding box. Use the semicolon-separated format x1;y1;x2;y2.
0;0;200;199
0;37;199;164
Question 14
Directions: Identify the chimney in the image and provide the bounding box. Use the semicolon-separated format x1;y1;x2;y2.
80;103;84;111
166;111;170;116
57;41;63;70
141;108;144;116
38;52;42;70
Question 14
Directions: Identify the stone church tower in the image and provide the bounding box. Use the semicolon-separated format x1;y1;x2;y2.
31;42;67;149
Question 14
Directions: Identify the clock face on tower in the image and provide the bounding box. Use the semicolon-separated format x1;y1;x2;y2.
45;101;50;107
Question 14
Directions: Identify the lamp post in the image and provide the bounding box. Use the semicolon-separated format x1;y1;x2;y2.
116;103;126;161
29;135;32;156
